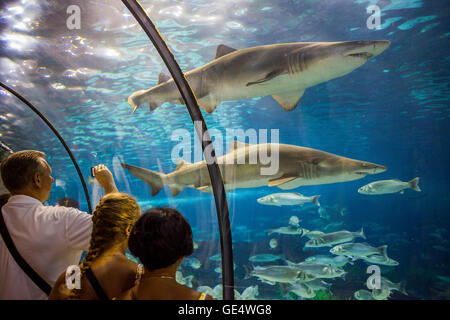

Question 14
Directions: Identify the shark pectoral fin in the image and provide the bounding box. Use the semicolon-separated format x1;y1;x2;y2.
170;185;184;196
272;89;305;111
215;44;237;59
246;69;284;87
199;100;218;113
196;186;211;192
268;176;297;187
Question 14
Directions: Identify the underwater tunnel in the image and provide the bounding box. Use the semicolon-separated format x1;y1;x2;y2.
0;0;449;300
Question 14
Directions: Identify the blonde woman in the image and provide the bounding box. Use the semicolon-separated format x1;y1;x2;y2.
49;192;141;300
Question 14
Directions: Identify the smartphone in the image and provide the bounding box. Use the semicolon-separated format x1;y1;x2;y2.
91;167;95;177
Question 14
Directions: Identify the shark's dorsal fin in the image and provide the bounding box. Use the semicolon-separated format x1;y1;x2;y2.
272;89;305;111
175;159;191;171
228;140;250;152
158;72;171;84
268;176;296;187
215;44;237;59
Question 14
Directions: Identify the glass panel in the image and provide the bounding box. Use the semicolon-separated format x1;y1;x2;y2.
1;0;448;300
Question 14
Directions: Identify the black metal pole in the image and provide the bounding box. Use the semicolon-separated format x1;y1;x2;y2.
0;82;93;214
121;0;234;299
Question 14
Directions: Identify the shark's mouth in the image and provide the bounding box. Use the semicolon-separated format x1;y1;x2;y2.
346;52;374;59
355;171;368;176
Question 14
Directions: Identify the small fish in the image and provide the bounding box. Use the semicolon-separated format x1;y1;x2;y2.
305;228;365;248
288;215;301;227
267;226;309;236
303;230;326;239
358;177;421;195
302;278;332;292
318;207;329;219
362;254;399;266
209;253;222;261
282;282;316;299
183;257;201;269
269;238;278;249
379;277;408;296
330;242;388;260
437;275;450;284
197;285;215;297
175;271;194;288
239;285;259;300
354;289;375;300
257;193;321;207
305;255;353;268
372;285;391;300
288;261;346;280
249;254;284;263
244;265;307;284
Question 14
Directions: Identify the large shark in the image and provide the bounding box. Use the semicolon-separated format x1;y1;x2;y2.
127;40;390;113
121;141;386;196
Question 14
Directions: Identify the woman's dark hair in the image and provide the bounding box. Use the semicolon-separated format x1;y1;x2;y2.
128;207;193;271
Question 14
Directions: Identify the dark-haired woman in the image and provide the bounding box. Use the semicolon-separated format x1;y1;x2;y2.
49;192;141;300
117;208;213;300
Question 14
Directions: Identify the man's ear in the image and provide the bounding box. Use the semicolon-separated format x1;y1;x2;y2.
32;172;41;188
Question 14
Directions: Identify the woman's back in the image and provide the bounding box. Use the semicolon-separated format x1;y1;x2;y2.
117;278;210;300
50;254;137;300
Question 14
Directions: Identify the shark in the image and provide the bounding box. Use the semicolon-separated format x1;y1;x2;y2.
121;141;386;197
127;40;390;113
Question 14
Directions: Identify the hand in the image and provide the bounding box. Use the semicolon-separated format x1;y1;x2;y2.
92;164;118;194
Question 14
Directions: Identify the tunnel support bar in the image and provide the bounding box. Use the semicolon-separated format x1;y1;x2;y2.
0;82;93;214
121;0;235;299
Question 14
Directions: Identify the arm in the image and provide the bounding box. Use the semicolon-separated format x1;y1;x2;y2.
92;164;118;194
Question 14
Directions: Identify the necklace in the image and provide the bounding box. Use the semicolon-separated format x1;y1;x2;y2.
141;275;175;280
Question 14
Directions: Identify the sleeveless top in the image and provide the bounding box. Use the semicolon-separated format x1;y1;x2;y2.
85;267;108;300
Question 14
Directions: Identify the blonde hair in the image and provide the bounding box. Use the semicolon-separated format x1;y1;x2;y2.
70;192;141;298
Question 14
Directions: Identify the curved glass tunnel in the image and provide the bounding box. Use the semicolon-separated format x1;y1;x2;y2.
1;0;449;300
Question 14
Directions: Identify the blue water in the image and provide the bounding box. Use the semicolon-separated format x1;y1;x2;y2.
0;0;449;299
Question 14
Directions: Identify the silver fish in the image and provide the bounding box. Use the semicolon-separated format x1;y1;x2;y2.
257;192;321;207
330;242;389;259
305;228;365;247
358;178;421;195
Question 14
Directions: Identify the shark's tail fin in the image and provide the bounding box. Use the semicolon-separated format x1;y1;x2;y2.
398;281;408;296
121;163;165;196
243;265;252;280
356;227;366;240
312;195;321;207
409;177;421;192
377;245;388;259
